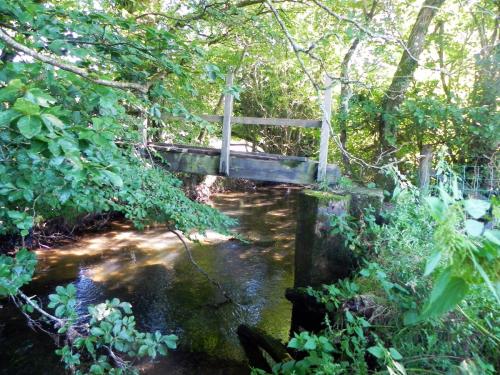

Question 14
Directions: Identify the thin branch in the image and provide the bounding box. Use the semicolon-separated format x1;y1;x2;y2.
0;28;151;94
264;0;319;90
169;228;233;304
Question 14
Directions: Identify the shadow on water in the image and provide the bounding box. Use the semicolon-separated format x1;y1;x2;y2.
0;187;299;375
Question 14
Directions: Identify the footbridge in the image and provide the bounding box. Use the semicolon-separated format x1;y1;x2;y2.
149;73;340;185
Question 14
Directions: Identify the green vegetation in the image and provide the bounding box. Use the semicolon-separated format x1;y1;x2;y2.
255;172;499;374
0;0;498;373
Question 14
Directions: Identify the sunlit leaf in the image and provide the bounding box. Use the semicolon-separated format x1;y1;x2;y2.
464;199;490;219
17;116;42;139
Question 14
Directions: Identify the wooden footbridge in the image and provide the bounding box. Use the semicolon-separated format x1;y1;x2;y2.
150;73;340;185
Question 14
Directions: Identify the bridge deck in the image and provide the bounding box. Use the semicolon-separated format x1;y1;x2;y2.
151;143;341;185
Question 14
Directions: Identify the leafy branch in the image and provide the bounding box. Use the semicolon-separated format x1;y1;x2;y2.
0;29;152;94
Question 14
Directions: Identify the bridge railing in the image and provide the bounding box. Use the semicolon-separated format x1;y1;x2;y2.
160;72;333;183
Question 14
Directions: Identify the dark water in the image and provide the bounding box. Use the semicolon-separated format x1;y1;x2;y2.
0;188;299;374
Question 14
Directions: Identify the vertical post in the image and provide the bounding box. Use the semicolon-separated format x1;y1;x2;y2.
418;144;433;194
219;71;234;175
141;117;148;148
317;75;333;182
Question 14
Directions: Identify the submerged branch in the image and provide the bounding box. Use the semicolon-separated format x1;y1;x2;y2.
169;228;233;304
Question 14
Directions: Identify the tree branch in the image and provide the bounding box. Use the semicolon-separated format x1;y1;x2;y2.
0;28;152;94
264;0;319;90
169;228;233;304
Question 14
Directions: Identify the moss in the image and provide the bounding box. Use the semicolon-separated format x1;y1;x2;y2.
304;189;349;203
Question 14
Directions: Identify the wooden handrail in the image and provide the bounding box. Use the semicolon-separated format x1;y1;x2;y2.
163;114;322;128
159;73;332;182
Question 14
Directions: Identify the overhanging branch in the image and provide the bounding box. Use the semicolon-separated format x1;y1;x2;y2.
0;28;152;94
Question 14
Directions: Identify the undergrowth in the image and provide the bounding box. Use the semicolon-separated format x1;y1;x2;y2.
254;168;499;374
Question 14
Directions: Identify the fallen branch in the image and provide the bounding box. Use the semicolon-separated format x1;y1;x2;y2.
0;28;151;94
169;228;233;304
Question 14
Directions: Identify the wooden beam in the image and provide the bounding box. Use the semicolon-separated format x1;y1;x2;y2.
163;114;321;128
232;116;321;128
317;75;333;182
151;144;341;185
219;72;234;175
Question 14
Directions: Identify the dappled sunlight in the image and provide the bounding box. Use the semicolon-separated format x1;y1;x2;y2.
87;249;180;284
27;188;298;368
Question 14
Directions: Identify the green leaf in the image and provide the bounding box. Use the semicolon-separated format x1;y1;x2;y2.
102;170;123;188
426;197;446;220
0;79;24;102
367;346;385;359
89;364;104;375
54;304;66;317
24;88;56;107
48;141;61;156
0;109;21;127
90;327;105;336
469;251;500;304
389;348;403;360
483;229;500;246
421;271;468;318
464;199;490;219
163;334;177;349
424;251;441;276
303;338;316;351
464;219;484;237
17;116;42;139
13;98;40;116
287;338;299;349
41;113;65;130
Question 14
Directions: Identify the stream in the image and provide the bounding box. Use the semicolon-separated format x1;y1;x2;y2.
0;187;299;374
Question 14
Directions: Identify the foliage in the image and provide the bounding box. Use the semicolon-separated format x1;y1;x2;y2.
52;287;178;374
1;249;177;374
0;1;236;373
0;0;498;373
257;176;499;374
421;187;499;319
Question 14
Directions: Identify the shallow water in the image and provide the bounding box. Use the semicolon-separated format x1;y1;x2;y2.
0;187;299;374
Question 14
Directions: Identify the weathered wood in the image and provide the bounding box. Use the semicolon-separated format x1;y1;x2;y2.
164;114;321;128
418;144;433;194
140;118;148;147
237;324;290;364
219;72;234;175
318;75;333;182
151;144;341;185
233;116;321;128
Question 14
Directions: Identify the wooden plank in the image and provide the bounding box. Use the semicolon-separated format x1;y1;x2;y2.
219;72;234;175
232;116;321;128
317;75;333;182
153;144;341;185
163;115;321;128
151;143;310;162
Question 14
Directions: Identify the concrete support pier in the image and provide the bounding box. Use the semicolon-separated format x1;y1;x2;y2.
294;188;383;288
290;187;383;333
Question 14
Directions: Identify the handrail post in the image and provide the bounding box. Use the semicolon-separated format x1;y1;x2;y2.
317;75;332;182
219;71;234;175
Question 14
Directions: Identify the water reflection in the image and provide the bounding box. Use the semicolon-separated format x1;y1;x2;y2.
0;187;298;374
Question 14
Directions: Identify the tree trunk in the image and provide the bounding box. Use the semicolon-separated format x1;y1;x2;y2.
471;10;499;110
379;0;445;153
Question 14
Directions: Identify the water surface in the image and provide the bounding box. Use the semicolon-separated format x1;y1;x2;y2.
0;188;298;374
